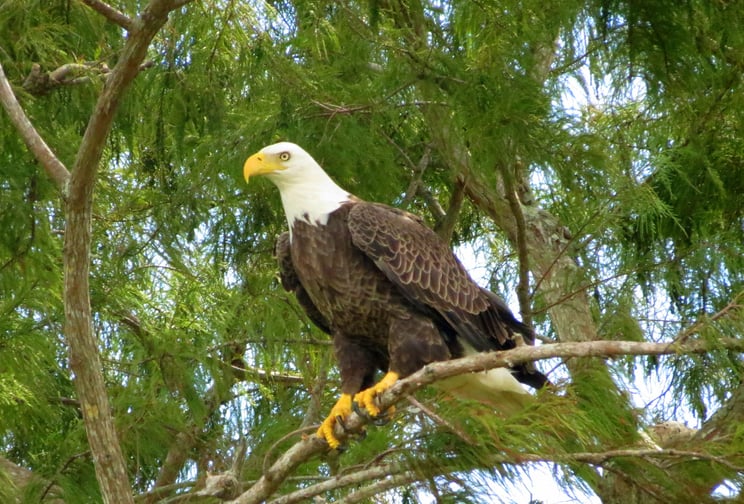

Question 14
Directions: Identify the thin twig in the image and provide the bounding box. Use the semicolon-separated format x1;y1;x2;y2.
400;144;431;206
672;292;744;344
406;395;475;445
336;471;420;504
532;448;744;472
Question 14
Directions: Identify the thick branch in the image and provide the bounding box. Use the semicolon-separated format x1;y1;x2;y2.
0;456;65;503
0;61;70;191
62;2;193;504
68;0;187;211
435;176;466;243
231;337;744;504
383;338;744;400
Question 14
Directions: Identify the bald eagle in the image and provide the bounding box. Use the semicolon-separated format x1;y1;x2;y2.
244;142;548;449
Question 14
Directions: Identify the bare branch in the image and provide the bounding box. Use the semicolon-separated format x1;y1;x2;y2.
231;337;744;504
231;363;305;385
21;61;152;97
338;471;421;504
673;291;744;344
406;395;475;445
0;61;70;191
279;446;740;504
268;462;412;504
543;448;744;473
337;472;420;504
502;160;533;329
398;143;430;207
79;0;137;31
23;62;108;96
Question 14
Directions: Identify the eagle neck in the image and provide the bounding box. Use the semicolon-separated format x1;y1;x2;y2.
275;175;351;237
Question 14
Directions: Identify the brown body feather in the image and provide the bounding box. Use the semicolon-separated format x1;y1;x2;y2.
276;199;548;396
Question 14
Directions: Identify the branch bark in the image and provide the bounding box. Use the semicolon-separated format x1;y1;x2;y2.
278;447;742;504
267;462;413;504
61;1;193;503
0;456;65;503
0;61;70;191
79;0;137;31
22;61;155;97
502;161;533;329
230;337;744;504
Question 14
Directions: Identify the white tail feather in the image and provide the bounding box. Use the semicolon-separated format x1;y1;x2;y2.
434;343;532;415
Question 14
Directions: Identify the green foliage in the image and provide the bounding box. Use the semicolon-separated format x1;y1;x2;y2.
2;0;744;502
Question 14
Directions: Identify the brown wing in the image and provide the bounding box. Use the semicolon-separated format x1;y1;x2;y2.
347;202;531;352
274;232;332;334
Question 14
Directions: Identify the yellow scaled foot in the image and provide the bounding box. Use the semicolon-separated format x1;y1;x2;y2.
317;393;353;449
353;371;400;418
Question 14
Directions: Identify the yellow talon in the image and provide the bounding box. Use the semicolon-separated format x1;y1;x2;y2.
353;371;400;418
317;393;353;449
317;373;400;448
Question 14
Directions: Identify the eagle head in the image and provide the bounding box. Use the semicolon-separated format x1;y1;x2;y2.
243;142;351;229
243;142;324;187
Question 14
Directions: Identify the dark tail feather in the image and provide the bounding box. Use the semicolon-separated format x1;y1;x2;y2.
480;289;551;390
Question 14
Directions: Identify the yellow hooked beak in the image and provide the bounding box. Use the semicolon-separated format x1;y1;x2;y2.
243;152;286;182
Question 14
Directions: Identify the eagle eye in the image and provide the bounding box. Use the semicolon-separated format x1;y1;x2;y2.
279;152;291;161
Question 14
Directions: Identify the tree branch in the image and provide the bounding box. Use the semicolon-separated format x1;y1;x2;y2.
435;176;466;243
558;448;744;472
230;337;744;504
274;445;741;504
0;61;70;192
68;0;189;211
79;0;137;31
406;394;476;445
266;441;744;504
502;161;533;329
21;61;153;97
0;456;65;503
337;472;419;504
62;1;194;503
267;462;411;504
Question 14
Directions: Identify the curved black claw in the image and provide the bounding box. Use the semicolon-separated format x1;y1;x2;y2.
371;409;392;426
335;413;367;446
352;400;372;420
352;400;392;426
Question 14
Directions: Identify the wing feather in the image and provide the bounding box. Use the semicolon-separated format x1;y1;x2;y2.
347;202;524;351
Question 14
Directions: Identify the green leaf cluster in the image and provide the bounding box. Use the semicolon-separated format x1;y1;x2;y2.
3;0;744;502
